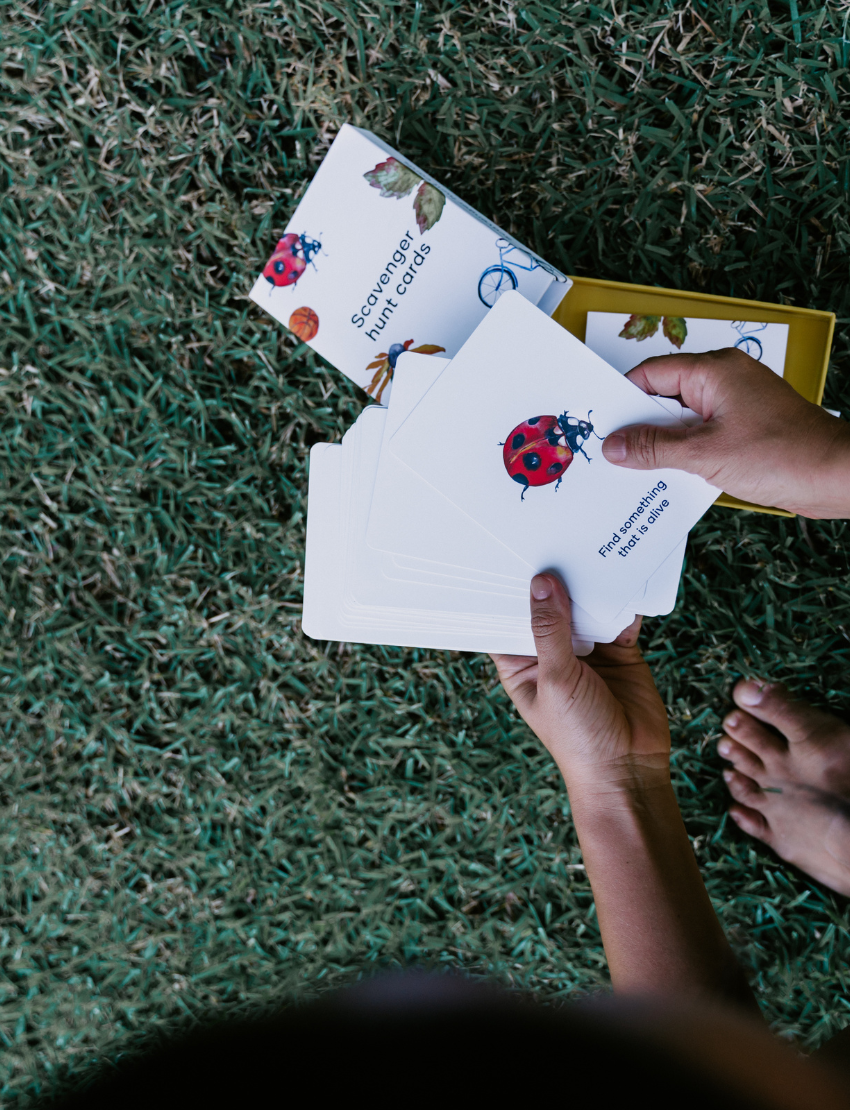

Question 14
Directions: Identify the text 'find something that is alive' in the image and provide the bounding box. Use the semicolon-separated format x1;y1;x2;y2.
598;482;670;559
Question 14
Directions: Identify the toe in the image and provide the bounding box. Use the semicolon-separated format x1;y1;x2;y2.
729;803;770;841
733;678;844;747
724;769;774;844
722;708;785;762
723;767;765;808
717;735;764;779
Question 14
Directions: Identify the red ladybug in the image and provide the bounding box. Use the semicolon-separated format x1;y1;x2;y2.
502;411;600;498
261;233;322;290
263;234;306;289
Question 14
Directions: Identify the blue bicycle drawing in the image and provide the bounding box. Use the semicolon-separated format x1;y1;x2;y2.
732;320;767;360
478;238;544;307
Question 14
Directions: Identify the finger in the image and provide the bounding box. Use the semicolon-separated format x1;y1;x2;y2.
489;652;534;668
489;653;539;713
602;421;697;472
584;616;644;668
613;614;642;648
624;354;713;413
489;652;537;684
529;573;579;686
626;348;778;420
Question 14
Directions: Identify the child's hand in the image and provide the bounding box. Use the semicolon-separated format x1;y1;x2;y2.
491;573;670;797
600;348;850;518
495;574;758;1012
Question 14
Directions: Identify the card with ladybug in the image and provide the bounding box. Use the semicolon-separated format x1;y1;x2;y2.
302;372;689;653
303;404;636;653
368;351;686;621
362;355;639;641
389;292;720;624
340;406;626;646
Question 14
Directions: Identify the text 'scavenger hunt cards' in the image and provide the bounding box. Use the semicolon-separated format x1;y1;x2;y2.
248;124;568;404
389;292;720;623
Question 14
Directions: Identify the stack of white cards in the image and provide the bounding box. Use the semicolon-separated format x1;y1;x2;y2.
303;293;722;656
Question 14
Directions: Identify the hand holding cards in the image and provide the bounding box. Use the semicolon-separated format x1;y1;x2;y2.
303;293;719;654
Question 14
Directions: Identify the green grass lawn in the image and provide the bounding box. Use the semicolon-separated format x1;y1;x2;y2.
2;0;850;1101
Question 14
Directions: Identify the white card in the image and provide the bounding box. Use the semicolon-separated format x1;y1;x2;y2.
633;537;685;616
303;439;596;655
348;406;632;642
304;410;637;654
367;353;533;583
346;409;528;617
306;442;526;641
584;311;789;378
390;293;719;623
249;123;567;403
369;351;684;619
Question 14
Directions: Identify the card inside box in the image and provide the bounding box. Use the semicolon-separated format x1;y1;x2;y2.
551;276;835;517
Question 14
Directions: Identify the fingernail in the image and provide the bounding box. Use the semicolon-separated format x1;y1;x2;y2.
738;681;767;706
723;769;733;782
531;575;552;601
724;713;740;730
603;433;627;462
718;740;731;756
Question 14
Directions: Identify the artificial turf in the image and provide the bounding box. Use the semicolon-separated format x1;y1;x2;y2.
2;0;850;1101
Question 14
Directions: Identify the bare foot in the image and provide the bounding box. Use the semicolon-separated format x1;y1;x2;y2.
718;679;850;896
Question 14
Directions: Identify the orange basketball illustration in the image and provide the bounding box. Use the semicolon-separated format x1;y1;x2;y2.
289;306;319;342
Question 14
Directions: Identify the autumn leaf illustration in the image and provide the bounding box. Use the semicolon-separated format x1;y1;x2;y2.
409;343;446;355
619;314;661;341
366;356;392;402
413;181;446;233
363;157;421;198
662;315;687;349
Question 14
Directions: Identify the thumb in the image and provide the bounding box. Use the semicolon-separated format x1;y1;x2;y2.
602;423;693;472
530;573;579;684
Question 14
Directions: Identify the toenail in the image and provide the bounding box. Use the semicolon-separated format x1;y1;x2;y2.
718;740;731;756
723;769;733;782
738;682;768;706
724;713;740;730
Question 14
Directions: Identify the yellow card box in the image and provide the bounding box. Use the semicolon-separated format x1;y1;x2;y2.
551;276;835;517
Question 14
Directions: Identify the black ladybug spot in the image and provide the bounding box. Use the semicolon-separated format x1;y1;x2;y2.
547;462;563;475
274;260;286;273
511;433;525;450
523;452;541;471
546;432;559;445
511;473;529;488
528;416;541;425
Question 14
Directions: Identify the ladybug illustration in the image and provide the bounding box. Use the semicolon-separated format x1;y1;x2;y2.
262;232;322;290
501;411;601;499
